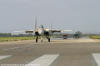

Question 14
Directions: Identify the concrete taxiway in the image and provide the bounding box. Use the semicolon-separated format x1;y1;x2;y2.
0;38;100;66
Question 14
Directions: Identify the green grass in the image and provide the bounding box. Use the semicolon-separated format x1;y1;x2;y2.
89;36;100;39
0;37;35;42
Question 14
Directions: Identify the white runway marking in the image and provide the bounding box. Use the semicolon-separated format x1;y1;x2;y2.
92;53;100;66
0;55;11;60
26;54;59;66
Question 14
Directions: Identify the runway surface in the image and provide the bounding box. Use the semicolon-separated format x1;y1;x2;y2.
0;38;100;66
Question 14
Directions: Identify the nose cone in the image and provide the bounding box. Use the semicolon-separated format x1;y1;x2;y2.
38;29;44;35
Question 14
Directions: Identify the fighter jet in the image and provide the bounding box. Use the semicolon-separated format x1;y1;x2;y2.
33;17;73;43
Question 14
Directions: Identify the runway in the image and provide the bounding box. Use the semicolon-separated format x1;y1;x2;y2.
0;38;100;66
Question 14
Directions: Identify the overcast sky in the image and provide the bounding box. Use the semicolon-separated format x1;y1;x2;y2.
0;0;100;33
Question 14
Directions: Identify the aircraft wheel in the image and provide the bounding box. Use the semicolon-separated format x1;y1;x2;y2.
36;37;38;43
48;38;50;42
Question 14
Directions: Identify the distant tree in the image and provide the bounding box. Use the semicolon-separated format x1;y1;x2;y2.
0;33;11;37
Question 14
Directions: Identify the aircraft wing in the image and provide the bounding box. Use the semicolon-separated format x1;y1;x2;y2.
48;29;73;33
